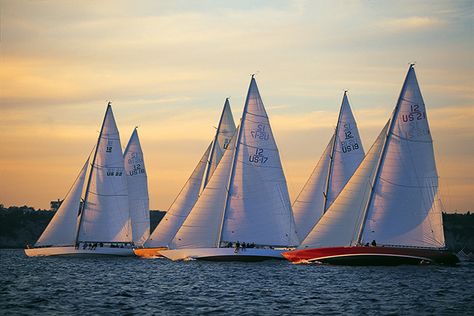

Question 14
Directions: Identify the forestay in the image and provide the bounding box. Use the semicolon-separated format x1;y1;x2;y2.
124;128;150;246
35;157;90;247
361;66;445;248
78;105;132;242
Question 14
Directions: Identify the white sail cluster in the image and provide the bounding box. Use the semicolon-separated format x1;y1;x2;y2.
35;104;150;247
145;99;236;248
169;76;299;249
299;65;446;250
33;65;448;259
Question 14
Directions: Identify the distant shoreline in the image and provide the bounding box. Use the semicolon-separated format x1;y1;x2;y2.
0;205;473;251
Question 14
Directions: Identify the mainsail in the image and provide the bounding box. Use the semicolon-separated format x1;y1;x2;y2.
124;128;150;246
35;157;90;247
293;92;364;241
77;104;132;243
361;65;445;248
170;76;299;249
146;99;236;248
300;65;445;250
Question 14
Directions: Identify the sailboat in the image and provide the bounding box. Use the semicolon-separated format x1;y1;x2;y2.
25;103;135;256
160;76;299;261
293;91;365;241
133;98;236;257
124;128;150;246
283;65;459;265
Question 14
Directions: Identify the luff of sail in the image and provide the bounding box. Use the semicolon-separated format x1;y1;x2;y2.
124;128;150;246
77;104;132;243
146;143;212;248
361;65;445;248
220;77;299;247
202;98;236;189
35;157;90;247
293;92;365;241
299;121;389;249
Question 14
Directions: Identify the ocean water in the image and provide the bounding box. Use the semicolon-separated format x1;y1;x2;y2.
1;249;473;315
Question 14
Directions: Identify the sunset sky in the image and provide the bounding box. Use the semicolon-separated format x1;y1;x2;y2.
0;1;473;213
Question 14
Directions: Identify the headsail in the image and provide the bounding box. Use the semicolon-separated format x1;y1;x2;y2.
35;157;89;247
361;65;445;248
146;143;212;248
170;135;237;248
220;77;299;246
299;121;389;249
124;128;150;246
293;92;364;241
202;98;236;189
77;104;132;243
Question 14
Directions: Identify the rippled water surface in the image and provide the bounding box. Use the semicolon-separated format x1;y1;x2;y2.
1;249;473;315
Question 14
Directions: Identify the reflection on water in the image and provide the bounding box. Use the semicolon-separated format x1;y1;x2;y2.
1;249;473;315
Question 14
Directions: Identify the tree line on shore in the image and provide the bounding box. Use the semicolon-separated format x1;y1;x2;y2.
0;204;472;251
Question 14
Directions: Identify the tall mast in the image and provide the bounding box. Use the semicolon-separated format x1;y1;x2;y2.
322;91;346;213
216;76;254;247
202;98;230;190
355;65;414;244
74;102;111;245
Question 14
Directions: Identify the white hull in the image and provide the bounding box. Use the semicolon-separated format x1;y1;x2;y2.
160;247;287;261
24;246;134;257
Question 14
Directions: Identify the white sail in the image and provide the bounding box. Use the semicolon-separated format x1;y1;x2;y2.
292;136;333;242
35;157;89;247
203;98;236;189
299;121;389;249
361;66;445;248
327;92;365;206
124;128;150;246
170;136;237;248
146;143;212;248
221;77;299;246
77;104;132;242
292;92;365;242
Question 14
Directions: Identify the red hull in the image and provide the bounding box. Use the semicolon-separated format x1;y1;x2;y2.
283;246;459;266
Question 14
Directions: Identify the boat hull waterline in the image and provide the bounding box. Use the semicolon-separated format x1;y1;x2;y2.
24;246;134;257
133;247;168;258
283;246;459;266
160;247;288;261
